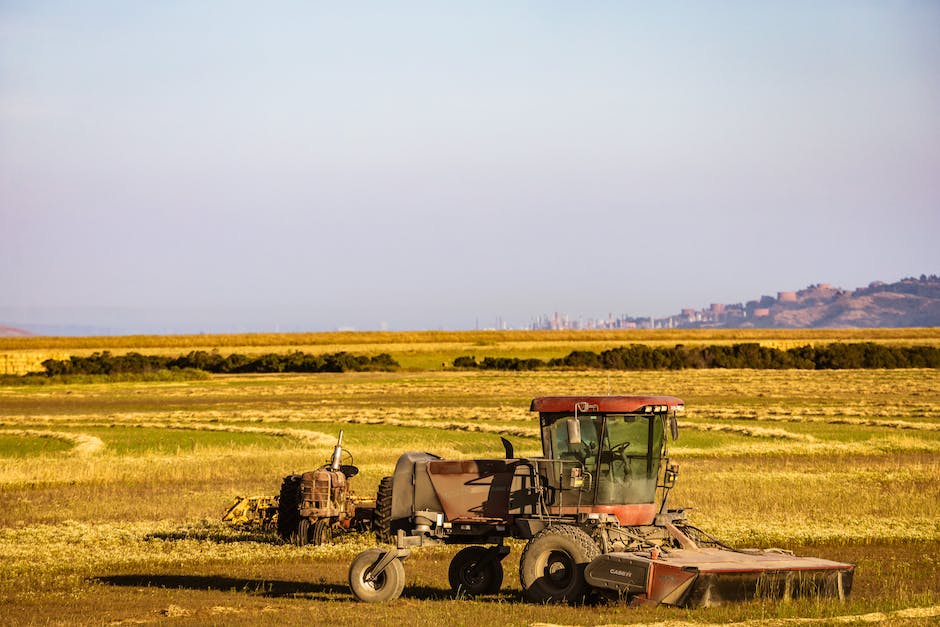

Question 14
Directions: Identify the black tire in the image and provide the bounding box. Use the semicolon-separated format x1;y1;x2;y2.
277;475;302;542
448;546;504;596
348;548;406;603
312;518;332;546
374;476;393;543
519;524;600;604
293;518;310;546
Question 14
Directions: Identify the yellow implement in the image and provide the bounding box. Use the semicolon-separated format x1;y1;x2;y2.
222;495;279;529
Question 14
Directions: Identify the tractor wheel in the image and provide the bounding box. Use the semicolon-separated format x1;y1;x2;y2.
312;518;332;546
348;548;405;603
293;517;310;546
277;475;302;542
448;546;504;596
519;524;600;604
374;476;393;543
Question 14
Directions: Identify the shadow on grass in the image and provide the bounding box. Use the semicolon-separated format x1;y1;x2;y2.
94;574;505;602
143;529;282;544
143;527;374;546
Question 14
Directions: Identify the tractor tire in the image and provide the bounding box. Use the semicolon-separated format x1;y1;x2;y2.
374;476;393;543
277;474;302;542
519;524;600;604
448;546;504;596
293;518;310;546
348;548;406;603
312;518;332;546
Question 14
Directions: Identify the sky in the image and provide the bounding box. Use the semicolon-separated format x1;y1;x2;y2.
2;1;939;334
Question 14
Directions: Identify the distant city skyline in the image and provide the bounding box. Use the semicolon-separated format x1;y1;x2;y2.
3;2;938;333
1;273;935;336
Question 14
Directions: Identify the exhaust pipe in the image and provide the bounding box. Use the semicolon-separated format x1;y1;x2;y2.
331;430;344;470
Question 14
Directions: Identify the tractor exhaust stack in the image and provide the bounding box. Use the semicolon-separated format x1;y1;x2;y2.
330;430;344;471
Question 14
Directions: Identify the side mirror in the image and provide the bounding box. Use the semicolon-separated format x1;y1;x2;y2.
669;415;679;441
566;417;581;445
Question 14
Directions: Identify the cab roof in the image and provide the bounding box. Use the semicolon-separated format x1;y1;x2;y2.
530;395;684;414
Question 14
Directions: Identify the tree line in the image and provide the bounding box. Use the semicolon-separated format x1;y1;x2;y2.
38;350;399;376
453;342;940;371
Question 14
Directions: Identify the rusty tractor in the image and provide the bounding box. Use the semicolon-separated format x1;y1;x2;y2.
350;395;854;606
277;430;375;546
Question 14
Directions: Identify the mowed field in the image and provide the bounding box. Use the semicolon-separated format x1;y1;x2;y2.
2;330;939;625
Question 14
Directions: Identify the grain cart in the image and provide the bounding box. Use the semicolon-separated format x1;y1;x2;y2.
277;431;375;545
349;396;854;606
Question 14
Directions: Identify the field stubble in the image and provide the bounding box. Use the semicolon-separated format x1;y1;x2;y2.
1;366;939;624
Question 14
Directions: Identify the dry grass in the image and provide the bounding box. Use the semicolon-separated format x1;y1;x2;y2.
2;328;939;374
3;327;939;351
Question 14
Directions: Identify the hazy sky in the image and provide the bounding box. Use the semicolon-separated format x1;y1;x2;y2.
2;1;938;333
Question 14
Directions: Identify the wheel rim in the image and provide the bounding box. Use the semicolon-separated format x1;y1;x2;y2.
362;568;386;591
460;562;485;587
544;550;575;587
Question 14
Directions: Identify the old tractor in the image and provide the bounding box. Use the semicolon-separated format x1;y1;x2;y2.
277;430;375;545
349;395;854;607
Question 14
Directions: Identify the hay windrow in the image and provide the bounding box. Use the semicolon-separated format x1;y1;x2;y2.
1;429;105;456
686;422;816;441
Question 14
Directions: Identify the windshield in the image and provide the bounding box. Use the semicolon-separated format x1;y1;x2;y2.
597;414;663;504
545;413;663;505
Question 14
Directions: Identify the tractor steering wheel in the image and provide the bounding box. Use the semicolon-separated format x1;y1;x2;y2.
610;442;630;455
609;442;631;466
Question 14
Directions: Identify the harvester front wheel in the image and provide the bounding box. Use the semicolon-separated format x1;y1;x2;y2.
519;524;600;604
348;548;405;603
448;546;504;596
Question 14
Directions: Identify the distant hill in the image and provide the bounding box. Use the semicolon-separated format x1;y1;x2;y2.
0;325;33;338
673;275;940;329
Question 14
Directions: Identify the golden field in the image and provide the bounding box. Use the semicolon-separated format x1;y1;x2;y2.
1;331;939;625
2;327;939;374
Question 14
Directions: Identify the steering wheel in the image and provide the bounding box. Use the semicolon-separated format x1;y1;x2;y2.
609;442;631;466
610;442;630;455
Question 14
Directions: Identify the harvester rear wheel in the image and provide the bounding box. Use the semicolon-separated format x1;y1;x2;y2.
519;524;600;604
277;475;302;542
374;476;393;543
448;546;504;596
348;548;405;603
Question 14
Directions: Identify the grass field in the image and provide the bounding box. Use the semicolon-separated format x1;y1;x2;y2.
2;332;939;625
2;327;940;374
